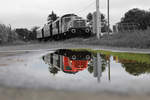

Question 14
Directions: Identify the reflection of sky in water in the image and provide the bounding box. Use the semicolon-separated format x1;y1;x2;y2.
31;58;48;71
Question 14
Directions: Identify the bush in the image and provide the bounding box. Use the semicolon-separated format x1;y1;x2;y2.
104;31;150;48
15;28;37;41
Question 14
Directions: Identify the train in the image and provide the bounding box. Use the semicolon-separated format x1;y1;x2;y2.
36;14;92;41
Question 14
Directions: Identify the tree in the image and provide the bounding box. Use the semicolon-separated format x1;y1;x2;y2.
15;28;31;41
48;66;59;75
30;26;40;40
0;24;18;43
122;62;150;76
120;8;150;30
47;11;58;22
87;12;110;32
87;13;93;22
86;12;106;23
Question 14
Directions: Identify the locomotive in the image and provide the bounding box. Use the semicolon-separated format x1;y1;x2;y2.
36;14;91;41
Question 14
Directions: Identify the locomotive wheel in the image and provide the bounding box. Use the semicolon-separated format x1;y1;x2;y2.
71;29;76;33
85;55;91;60
54;35;60;40
85;28;90;33
71;55;76;60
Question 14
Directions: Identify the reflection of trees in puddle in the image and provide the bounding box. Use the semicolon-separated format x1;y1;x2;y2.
113;55;150;76
48;67;58;75
114;58;150;76
122;62;150;76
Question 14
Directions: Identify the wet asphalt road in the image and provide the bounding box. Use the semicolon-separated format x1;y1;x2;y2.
0;42;150;53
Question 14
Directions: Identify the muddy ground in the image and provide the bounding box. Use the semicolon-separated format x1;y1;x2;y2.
0;42;150;100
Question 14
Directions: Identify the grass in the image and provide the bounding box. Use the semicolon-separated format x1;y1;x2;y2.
65;30;150;48
70;48;150;64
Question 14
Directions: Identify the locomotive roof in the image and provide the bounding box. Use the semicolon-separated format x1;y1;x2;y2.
62;70;78;74
52;18;61;24
36;27;43;30
61;14;77;18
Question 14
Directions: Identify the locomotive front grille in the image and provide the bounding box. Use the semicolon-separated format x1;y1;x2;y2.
73;20;86;28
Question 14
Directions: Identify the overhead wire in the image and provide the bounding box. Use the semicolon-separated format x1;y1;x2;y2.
75;0;95;14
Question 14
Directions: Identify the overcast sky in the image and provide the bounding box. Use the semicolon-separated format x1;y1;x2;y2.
0;0;150;29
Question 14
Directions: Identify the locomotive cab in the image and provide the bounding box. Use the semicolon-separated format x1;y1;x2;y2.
69;18;91;37
63;56;89;73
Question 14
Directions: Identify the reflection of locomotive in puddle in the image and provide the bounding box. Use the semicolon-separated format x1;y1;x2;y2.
43;49;91;74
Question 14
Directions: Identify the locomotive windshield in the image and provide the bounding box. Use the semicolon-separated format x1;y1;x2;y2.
64;17;71;23
73;20;86;27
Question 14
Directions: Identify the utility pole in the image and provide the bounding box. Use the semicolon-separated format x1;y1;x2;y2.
96;0;101;39
107;0;110;36
97;53;102;82
8;24;12;42
108;58;111;82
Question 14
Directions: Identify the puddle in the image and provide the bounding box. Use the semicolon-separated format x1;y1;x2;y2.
42;49;150;92
1;49;150;93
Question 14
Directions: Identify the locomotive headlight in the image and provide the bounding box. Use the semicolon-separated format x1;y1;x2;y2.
70;61;72;64
85;28;90;33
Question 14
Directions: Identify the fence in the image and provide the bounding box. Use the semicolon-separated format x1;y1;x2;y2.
113;23;140;33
